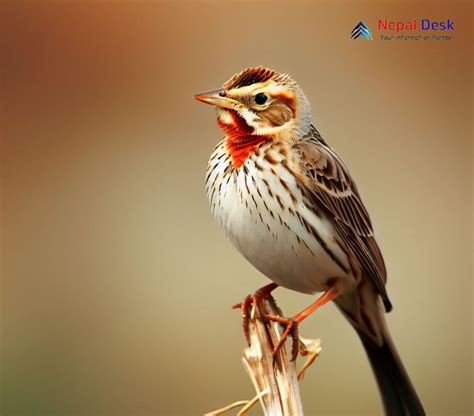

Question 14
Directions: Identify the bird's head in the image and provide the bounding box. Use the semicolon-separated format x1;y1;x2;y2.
195;67;312;142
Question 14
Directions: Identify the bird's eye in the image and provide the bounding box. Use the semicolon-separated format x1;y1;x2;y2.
254;93;268;105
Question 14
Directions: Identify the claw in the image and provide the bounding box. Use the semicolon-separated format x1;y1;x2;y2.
290;322;300;361
232;283;279;346
231;294;264;345
239;295;254;345
264;314;300;361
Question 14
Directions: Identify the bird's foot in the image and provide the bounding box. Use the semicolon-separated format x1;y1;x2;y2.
232;283;278;345
263;287;339;361
263;314;300;361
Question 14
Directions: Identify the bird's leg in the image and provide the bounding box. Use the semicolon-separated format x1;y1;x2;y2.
264;287;339;361
232;283;279;344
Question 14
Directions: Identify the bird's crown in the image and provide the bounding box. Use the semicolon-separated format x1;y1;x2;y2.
224;67;281;89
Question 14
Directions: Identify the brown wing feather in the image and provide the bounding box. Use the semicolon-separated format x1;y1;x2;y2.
293;125;392;311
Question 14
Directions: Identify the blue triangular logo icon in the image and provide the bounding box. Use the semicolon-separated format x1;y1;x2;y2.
351;21;373;40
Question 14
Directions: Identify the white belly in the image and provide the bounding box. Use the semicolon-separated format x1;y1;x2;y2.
206;148;353;295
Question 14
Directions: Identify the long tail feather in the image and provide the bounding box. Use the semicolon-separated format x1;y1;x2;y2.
356;329;425;415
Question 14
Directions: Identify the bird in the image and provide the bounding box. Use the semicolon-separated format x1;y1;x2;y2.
195;66;425;415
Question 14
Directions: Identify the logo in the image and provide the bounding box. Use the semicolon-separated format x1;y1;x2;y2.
350;18;455;42
351;21;373;40
378;19;454;32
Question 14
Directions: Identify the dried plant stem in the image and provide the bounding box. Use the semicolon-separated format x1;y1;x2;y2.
205;295;321;416
241;296;303;415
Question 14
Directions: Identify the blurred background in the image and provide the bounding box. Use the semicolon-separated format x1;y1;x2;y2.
1;1;472;415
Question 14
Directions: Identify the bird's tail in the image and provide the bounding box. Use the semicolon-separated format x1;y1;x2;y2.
356;327;425;416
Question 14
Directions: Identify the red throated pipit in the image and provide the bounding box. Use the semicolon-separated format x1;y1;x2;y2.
195;67;425;415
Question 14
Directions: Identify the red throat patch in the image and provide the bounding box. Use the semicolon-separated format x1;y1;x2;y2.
217;111;271;168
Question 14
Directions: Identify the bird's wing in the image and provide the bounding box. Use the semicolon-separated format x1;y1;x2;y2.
292;125;392;311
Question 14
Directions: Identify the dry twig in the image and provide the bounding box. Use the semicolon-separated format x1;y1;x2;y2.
206;296;321;416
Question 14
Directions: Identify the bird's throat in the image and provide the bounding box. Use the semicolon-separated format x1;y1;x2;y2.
217;110;271;169
225;134;271;168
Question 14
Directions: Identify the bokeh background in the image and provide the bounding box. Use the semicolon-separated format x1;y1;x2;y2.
1;1;472;415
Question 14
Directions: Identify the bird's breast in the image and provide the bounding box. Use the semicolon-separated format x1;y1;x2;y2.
205;141;353;294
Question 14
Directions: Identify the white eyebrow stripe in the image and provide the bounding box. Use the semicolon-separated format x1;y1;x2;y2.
226;82;267;97
227;82;294;100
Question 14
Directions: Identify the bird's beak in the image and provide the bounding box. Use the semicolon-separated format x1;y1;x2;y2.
194;88;240;109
